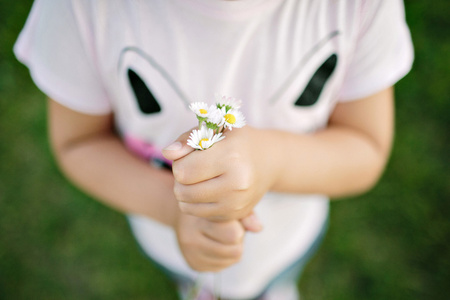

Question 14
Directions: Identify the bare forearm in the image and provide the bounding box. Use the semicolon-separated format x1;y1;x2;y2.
52;132;179;227
267;88;394;198
267;125;389;198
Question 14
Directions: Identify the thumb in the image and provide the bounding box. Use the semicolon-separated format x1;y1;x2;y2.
162;130;195;161
240;212;263;233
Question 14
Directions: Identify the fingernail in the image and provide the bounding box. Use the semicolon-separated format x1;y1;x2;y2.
249;214;263;231
163;141;182;151
255;218;263;230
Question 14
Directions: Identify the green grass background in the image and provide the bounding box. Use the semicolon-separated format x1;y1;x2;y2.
1;1;449;299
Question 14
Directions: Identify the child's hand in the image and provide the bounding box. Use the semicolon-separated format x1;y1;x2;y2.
163;126;278;223
176;212;245;272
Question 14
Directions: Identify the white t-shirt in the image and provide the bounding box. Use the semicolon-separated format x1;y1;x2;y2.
15;0;413;298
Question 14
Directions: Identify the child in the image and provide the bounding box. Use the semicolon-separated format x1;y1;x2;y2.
14;0;413;299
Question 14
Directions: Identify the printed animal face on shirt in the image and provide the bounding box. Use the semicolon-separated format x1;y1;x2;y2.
116;35;340;146
115;39;339;161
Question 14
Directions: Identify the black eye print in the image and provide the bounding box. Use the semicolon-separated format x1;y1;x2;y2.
128;68;162;114
295;54;338;107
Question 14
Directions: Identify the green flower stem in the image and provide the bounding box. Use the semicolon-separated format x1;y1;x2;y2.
197;116;207;128
214;273;222;300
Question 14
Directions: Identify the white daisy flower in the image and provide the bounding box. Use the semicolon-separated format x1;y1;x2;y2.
189;102;214;119
215;94;242;112
223;109;246;131
206;106;225;127
187;126;225;150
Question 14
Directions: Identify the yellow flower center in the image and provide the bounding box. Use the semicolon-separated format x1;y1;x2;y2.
199;109;208;114
199;138;209;148
224;113;236;124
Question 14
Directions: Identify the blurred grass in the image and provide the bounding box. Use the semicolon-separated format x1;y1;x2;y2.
0;0;449;299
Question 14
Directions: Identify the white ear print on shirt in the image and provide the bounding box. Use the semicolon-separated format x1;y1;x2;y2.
127;68;162;114
119;33;339;114
294;53;338;107
267;31;340;107
118;46;191;115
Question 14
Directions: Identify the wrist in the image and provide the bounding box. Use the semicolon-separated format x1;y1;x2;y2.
252;128;286;191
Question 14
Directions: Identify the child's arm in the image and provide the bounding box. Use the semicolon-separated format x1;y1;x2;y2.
49;98;249;271
163;87;394;221
48;99;181;227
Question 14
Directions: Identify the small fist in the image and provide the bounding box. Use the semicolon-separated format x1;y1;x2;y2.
163;127;275;222
176;213;245;272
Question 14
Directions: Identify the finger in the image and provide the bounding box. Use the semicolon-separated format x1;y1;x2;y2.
240;212;263;233
202;221;245;245
162;130;195;161
188;254;241;273
178;201;250;221
171;145;231;185
186;237;243;272
173;175;229;204
178;202;220;219
202;240;243;261
173;169;251;204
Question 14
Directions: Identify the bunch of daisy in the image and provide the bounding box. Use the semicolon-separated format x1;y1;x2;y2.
187;95;246;150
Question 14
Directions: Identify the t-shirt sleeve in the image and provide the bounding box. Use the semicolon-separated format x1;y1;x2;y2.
339;0;414;101
14;0;111;115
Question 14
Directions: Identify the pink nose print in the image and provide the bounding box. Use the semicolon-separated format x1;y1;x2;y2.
123;134;173;170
